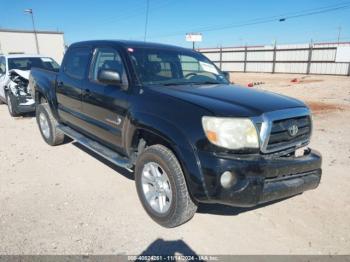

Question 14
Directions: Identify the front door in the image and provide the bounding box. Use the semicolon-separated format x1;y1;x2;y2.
80;47;130;152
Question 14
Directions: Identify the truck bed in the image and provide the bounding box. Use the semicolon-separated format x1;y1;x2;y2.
29;67;59;100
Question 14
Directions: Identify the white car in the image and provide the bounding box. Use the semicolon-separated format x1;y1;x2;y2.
0;54;59;116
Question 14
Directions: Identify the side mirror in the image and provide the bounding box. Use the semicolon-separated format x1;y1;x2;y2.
98;69;121;85
222;71;230;82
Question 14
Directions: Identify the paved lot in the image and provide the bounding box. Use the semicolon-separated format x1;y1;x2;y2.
0;73;349;255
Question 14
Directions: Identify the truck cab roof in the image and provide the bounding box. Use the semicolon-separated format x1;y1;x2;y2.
69;40;192;51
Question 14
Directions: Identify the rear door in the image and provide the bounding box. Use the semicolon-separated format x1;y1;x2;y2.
56;46;92;127
80;46;130;151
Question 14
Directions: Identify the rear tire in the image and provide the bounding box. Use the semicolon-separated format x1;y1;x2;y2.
135;144;197;228
6;92;20;117
36;103;65;146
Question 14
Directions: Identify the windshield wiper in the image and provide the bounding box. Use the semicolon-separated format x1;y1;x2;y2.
162;82;191;86
191;81;221;85
161;81;221;86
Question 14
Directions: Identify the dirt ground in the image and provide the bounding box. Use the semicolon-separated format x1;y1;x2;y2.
0;73;349;255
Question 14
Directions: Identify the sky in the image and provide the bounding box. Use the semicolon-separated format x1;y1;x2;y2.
1;0;350;48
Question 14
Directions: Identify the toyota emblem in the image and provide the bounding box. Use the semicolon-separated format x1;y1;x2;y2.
288;124;299;137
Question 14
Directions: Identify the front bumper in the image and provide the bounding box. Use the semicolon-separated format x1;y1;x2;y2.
197;149;322;207
14;95;35;113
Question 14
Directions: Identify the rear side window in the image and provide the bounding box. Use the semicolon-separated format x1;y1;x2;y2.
63;47;91;79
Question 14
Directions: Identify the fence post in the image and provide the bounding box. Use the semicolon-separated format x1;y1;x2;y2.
272;41;277;74
348;63;350;76
244;45;247;73
219;46;223;70
306;41;313;75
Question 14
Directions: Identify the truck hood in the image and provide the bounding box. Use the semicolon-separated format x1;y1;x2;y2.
150;84;307;117
8;69;30;80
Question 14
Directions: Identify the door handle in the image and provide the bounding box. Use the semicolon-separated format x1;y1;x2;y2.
83;89;91;97
57;81;64;88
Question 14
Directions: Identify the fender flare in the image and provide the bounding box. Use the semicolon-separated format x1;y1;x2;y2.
125;111;209;200
35;89;59;118
34;79;59;119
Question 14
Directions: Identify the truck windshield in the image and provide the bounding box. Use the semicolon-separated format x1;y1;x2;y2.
128;48;228;86
8;57;60;72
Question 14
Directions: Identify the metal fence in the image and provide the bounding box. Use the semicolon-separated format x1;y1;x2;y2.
198;42;350;76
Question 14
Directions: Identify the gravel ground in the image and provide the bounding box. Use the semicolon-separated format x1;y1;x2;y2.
0;73;349;255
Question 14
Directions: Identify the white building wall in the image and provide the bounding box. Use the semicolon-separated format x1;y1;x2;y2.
246;62;273;72
36;34;65;63
275;63;308;74
203;52;220;61
312;49;336;61
0;29;65;63
276;50;309;61
199;42;350;75
247;51;273;61
222;52;245;61
310;63;349;75
221;62;244;71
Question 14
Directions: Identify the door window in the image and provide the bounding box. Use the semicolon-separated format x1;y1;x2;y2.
90;48;127;84
63;47;91;79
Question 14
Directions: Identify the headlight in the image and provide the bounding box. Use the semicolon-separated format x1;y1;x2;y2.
202;116;259;150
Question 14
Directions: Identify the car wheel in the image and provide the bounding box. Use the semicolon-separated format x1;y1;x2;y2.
6;92;20;117
36;103;65;146
135;144;197;228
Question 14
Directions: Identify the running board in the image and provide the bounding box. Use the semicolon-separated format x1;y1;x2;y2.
58;125;133;171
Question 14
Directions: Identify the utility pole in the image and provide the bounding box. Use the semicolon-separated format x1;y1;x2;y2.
306;39;313;75
272;40;277;74
337;26;342;44
24;9;40;54
144;0;150;42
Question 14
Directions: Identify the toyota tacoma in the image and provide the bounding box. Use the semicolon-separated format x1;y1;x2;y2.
30;40;322;227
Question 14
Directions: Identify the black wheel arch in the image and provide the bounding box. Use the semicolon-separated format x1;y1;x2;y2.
126;113;209;202
35;90;60;120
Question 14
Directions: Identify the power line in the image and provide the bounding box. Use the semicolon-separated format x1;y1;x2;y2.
102;0;171;25
146;1;350;40
70;0;172;29
279;4;350;21
197;1;350;32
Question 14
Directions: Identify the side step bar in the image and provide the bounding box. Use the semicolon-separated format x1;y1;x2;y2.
58;125;133;171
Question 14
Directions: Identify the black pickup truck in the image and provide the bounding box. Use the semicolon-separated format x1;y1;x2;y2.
30;40;322;227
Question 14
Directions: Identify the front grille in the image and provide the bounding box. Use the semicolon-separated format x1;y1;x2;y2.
266;116;311;152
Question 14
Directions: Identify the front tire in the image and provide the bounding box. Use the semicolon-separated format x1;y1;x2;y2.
6;92;20;117
36;103;65;146
135;144;197;228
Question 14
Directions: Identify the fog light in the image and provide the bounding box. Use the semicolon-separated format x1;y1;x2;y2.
220;171;237;189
